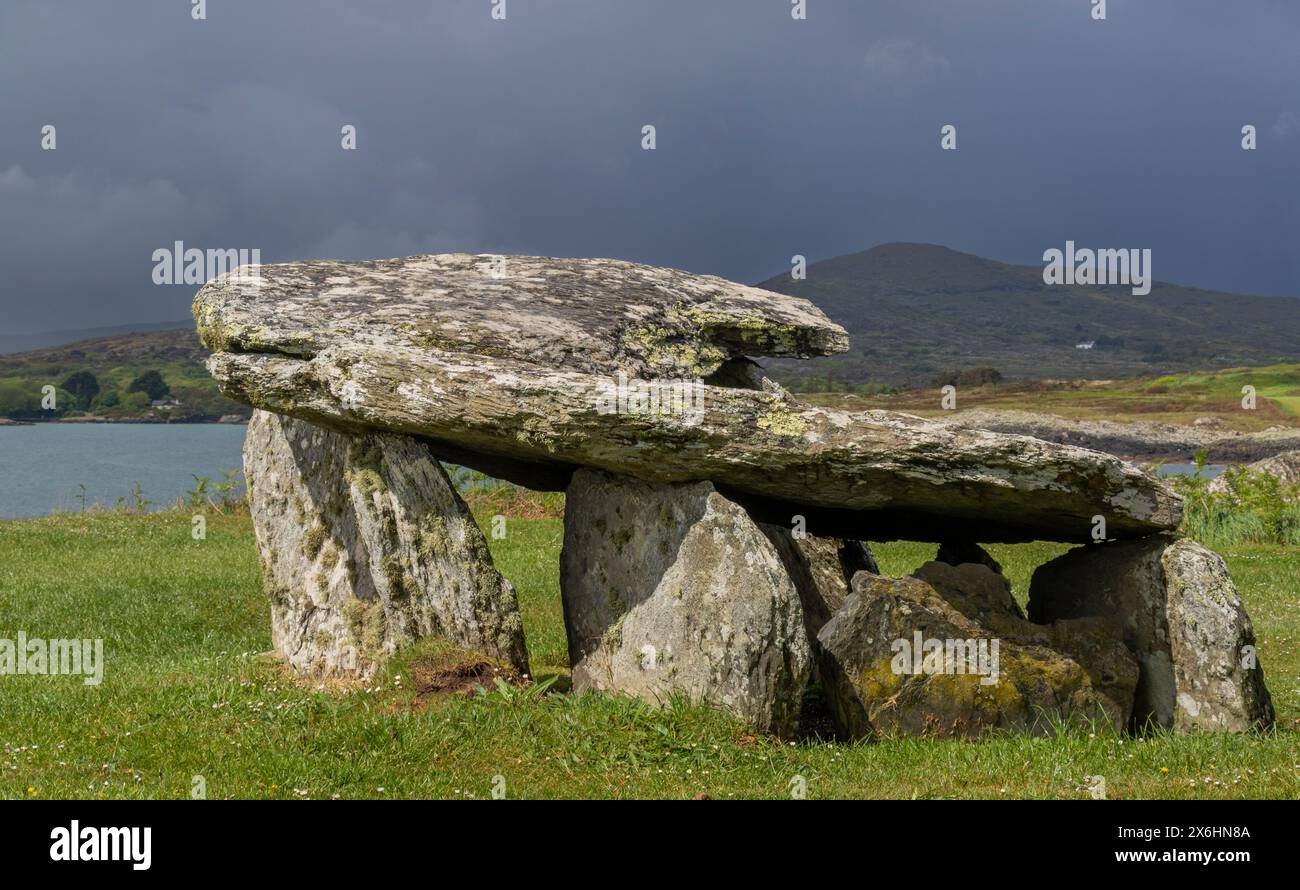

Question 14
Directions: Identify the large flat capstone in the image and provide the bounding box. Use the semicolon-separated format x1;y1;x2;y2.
197;254;1181;543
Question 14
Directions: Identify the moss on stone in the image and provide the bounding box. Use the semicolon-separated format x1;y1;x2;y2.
680;307;803;355
194;294;316;356
344;439;387;498
619;305;814;378
361;600;387;653
418;515;450;561
755;394;810;438
381;553;411;599
659;502;677;528
621;322;728;378
302;524;327;559
341;596;387;656
601;610;628;651
266;581;290;607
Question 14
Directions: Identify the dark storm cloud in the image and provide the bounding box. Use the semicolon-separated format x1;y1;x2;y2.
1;0;1298;333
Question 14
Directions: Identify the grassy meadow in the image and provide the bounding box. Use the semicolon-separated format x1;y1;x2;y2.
803;363;1300;431
1;504;1296;800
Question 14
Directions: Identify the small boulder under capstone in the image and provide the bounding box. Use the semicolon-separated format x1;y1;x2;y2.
936;541;1004;576
244;410;529;678
816;563;1140;739
560;469;811;737
1028;536;1274;732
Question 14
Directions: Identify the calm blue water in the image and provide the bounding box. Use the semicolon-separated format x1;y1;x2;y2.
1156;462;1226;479
0;424;248;519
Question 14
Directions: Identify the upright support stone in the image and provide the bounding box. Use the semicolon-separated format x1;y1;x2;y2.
560;469;811;737
244;410;529;678
757;526;877;654
1028;536;1273;732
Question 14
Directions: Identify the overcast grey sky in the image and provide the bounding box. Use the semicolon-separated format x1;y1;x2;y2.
1;0;1298;334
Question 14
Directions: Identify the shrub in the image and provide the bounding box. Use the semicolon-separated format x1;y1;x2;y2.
127;369;170;400
932;366;1003;388
60;370;100;409
1171;452;1300;546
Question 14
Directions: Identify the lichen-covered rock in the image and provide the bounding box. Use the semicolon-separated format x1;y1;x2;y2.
1028;537;1274;732
195;253;848;379
816;563;1139;739
202;351;1181;545
195;254;1180;544
560;469;811;737
244;410;528;677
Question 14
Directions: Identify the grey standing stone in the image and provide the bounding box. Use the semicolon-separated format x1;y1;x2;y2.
244;409;528;678
758;527;877;644
1028;536;1273;732
560;469;811;737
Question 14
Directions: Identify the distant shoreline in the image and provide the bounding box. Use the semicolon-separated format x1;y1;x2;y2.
1;417;247;426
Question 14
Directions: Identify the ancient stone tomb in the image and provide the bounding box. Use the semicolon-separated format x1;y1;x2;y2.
196;254;1272;739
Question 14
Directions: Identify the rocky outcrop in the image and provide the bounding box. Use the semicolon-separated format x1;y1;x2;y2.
197;255;1181;544
244;410;528;677
816;563;1139;739
1028;537;1274;732
560;469;811;737
939;408;1300;463
1209;450;1300;496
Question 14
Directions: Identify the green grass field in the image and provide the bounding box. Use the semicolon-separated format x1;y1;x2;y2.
805;363;1300;431
1;510;1296;799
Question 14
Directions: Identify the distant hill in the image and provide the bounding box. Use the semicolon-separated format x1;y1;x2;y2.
0;328;245;422
0;320;192;356
8;244;1299;418
757;243;1300;389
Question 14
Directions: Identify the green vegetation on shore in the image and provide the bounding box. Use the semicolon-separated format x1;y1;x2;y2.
0;328;244;422
1;497;1295;800
1172;453;1300;547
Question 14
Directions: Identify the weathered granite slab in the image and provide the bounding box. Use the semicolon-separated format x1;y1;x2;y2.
197;256;1182;543
195;253;848;378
